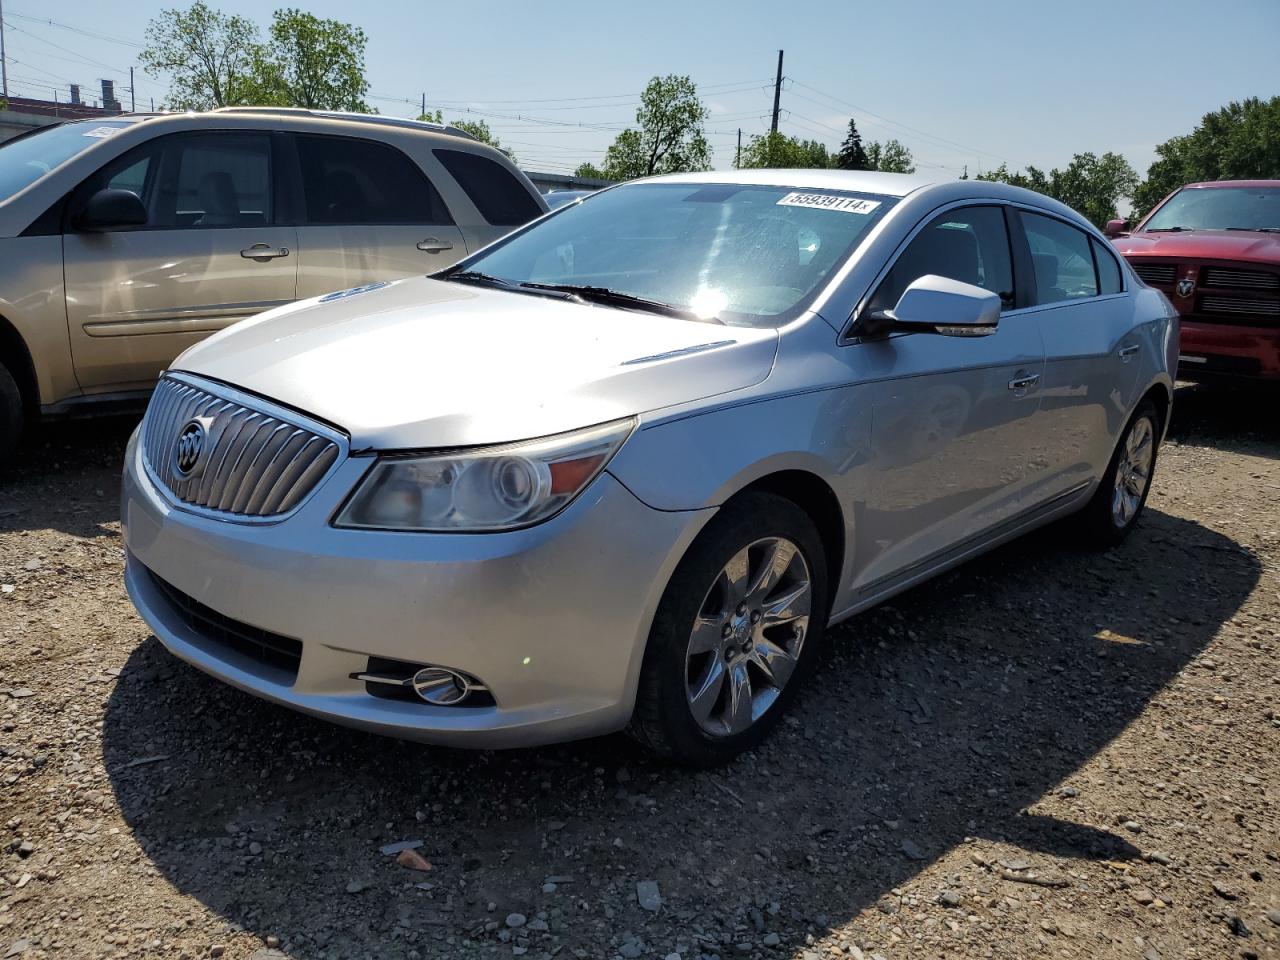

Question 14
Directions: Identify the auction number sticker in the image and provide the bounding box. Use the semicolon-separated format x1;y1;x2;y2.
776;192;880;215
81;126;122;139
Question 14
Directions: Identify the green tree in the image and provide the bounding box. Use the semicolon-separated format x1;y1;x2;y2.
978;153;1138;228
739;132;832;169
836;119;870;170
243;9;370;111
140;1;260;110
599;75;710;181
865;139;915;174
574;162;607;179
1133;97;1280;217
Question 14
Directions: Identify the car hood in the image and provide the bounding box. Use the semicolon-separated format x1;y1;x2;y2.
1115;230;1280;265
173;276;779;450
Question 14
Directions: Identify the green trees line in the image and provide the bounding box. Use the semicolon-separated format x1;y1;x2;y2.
142;5;1280;228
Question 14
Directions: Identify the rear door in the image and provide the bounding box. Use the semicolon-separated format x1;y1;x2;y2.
63;131;297;392
1015;210;1142;500
432;147;546;251
288;133;468;299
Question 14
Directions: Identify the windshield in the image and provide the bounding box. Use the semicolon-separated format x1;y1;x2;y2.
0;120;135;203
448;181;896;326
1144;186;1280;232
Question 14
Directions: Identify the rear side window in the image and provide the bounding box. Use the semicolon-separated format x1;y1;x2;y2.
434;149;541;226
295;135;452;225
1020;212;1099;303
1092;237;1123;294
869;205;1015;314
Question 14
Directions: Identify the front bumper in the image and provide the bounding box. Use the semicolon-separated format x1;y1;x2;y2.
1178;320;1280;380
122;429;712;748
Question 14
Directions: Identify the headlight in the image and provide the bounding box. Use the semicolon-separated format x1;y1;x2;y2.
333;419;635;532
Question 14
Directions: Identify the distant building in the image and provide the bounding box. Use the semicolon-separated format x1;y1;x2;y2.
1;81;125;145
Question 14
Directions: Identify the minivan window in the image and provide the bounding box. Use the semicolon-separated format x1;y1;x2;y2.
1092;237;1123;295
295;134;451;225
869;205;1014;314
1020;212;1099;303
0;120;134;203
434;149;542;226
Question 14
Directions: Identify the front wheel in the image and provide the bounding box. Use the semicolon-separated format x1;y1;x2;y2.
628;492;829;765
1080;398;1161;547
0;362;24;465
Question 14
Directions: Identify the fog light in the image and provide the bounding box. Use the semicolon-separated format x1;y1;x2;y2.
411;667;473;706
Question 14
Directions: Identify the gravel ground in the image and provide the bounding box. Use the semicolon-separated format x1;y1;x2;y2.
1;382;1277;960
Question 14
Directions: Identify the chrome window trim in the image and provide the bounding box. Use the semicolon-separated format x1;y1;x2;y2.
837;198;1130;345
141;370;350;525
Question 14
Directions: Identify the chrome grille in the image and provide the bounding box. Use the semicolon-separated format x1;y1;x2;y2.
1199;297;1280;318
142;376;344;520
1202;267;1280;291
1131;263;1177;285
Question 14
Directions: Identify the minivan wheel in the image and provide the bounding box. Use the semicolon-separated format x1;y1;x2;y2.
0;362;24;464
1080;398;1160;548
629;492;829;766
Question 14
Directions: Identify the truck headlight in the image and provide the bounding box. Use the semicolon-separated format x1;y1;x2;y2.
333;419;635;532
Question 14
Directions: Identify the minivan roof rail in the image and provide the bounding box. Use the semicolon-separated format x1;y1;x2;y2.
210;107;479;141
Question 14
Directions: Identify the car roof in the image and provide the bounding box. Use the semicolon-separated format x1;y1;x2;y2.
1182;179;1280;189
640;168;939;197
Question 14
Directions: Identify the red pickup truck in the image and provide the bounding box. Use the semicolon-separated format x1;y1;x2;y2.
1109;180;1280;380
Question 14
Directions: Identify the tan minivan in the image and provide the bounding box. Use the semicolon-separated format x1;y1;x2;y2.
0;108;548;458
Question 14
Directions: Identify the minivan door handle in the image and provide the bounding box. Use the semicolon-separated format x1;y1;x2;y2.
1008;372;1041;391
240;243;290;261
416;238;454;253
1118;344;1140;362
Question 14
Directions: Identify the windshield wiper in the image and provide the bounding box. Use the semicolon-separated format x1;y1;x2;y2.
517;282;717;322
1225;226;1280;233
1146;226;1191;232
440;269;516;288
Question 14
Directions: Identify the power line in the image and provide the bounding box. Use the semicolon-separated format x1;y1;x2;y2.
3;9;143;48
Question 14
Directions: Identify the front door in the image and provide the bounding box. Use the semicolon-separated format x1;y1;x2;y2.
64;131;297;392
287;133;468;299
843;204;1047;594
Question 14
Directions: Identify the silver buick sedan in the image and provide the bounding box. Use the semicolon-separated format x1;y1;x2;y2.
122;170;1177;765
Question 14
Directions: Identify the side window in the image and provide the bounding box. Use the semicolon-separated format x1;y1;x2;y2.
1091;237;1123;295
294;135;451;226
157;133;273;228
433;148;542;226
869;205;1014;314
1020;212;1099;304
107;157;151;196
73;140;164;228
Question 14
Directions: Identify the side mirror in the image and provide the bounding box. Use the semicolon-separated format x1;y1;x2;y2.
1104;218;1129;238
863;274;1000;338
78;188;148;232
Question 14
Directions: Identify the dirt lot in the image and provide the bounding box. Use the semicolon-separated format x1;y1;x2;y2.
0;383;1277;960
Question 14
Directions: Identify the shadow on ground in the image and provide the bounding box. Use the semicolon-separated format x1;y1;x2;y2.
102;506;1257;958
1168;380;1280;458
0;414;139;538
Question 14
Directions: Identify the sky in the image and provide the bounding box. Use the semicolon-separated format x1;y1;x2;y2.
1;0;1278;183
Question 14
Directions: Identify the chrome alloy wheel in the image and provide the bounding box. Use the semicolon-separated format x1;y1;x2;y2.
685;537;812;738
1113;414;1156;527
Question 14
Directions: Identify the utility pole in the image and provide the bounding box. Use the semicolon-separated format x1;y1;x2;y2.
736;128;741;169
129;66;136;112
770;49;784;135
0;0;9;102
421;92;426;119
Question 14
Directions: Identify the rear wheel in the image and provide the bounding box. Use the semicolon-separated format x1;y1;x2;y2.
629;492;828;765
1080;398;1160;547
0;362;24;464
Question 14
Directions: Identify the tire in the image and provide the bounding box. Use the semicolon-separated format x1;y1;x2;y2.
1079;398;1161;548
628;491;829;766
0;362;24;464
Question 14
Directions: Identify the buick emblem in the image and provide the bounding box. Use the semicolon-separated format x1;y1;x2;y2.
1176;278;1195;298
174;418;209;477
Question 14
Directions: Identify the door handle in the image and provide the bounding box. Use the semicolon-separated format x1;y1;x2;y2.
1118;344;1140;362
1008;372;1041;391
240;243;290;261
416;238;454;254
